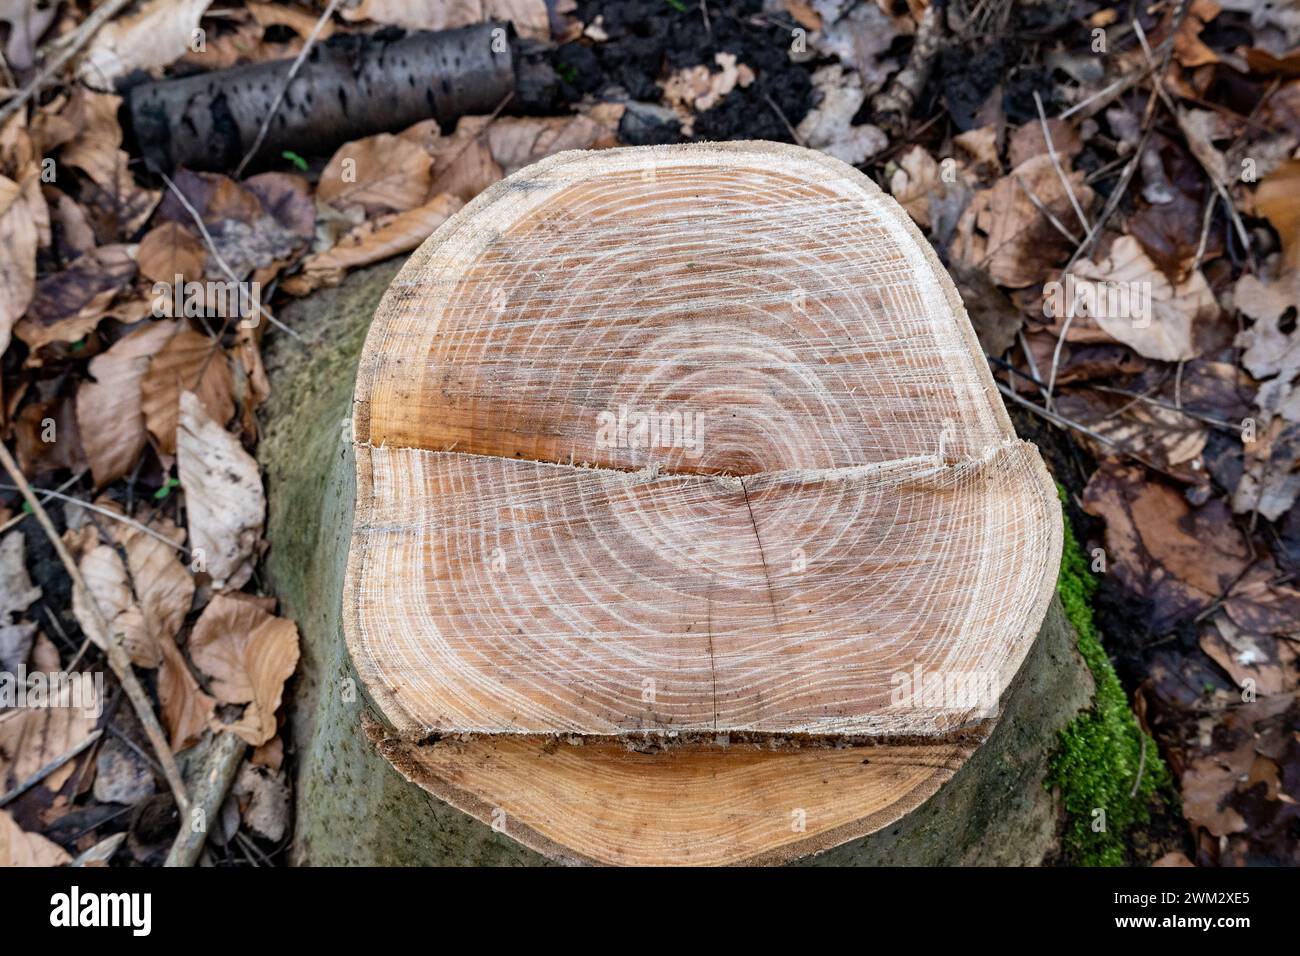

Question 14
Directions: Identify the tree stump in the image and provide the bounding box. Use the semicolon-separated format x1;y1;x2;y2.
262;143;1096;866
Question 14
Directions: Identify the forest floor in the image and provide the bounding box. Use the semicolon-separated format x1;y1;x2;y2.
0;0;1297;867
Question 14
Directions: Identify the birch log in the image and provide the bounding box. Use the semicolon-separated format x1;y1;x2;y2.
262;143;1096;866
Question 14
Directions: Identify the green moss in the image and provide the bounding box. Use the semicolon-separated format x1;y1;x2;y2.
1047;485;1169;866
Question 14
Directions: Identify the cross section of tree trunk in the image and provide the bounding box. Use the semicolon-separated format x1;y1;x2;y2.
263;144;1082;866
346;142;1060;743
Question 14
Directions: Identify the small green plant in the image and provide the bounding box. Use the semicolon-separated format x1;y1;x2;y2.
153;476;180;500
666;0;687;12
556;62;578;85
1047;484;1169;865
281;150;309;172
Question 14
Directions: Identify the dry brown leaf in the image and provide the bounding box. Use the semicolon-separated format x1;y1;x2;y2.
0;684;99;796
78;0;213;90
48;194;96;262
795;64;886;166
78;152;161;241
1083;461;1252;630
1057;390;1209;474
158;633;214;752
1232;418;1300;521
1181;742;1252;837
77;320;180;486
953;126;1001;176
1235;272;1300;382
1008;119;1082;169
0;809;70;866
0;530;40;673
176;391;264;590
966;154;1095;288
0;172;38;358
948;261;1023;356
1071;236;1216;361
15;245;138;354
486;103;625;175
251;735;284;771
300;193;463;280
1254;159;1300;273
1199;613;1295;696
156;168;263;230
114;518;194;650
137;222;207;285
318;133;433;217
1127;191;1218;284
1224;564;1300;639
242;172;315;244
13;395;86;478
246;1;336;39
189;593;299;746
411;117;503;203
58;90;125;189
1173;0;1223;69
888;145;942;230
233;761;290;841
70;542;157;668
141;326;236;455
342;0;550;41
783;0;821;30
663;53;755;115
0;2;59;71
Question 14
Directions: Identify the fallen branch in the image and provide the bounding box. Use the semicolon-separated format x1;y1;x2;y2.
871;1;945;135
233;0;342;178
130;23;516;173
163;730;246;868
0;442;189;816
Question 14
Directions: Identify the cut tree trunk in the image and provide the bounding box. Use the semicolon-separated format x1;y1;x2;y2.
261;143;1096;866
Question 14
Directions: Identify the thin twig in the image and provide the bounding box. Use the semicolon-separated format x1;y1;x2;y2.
0;484;188;553
1129;732;1148;799
0;442;189;815
1133;18;1253;267
0;728;103;808
159;173;301;339
0;0;133;124
1014;174;1081;245
233;0;341;178
1061;2;1191;274
0;471;83;535
1034;90;1091;235
995;379;1185;479
763;92;804;147
1044;307;1077;414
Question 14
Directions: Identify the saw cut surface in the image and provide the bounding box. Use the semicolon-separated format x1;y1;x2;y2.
347;142;1061;740
377;730;972;866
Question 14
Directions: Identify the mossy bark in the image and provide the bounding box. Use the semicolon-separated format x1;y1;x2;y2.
260;257;1099;866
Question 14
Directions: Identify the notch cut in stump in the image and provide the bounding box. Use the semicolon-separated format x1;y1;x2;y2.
268;143;1080;866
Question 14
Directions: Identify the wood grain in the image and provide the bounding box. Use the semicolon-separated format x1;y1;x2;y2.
345;142;1060;743
375;725;972;866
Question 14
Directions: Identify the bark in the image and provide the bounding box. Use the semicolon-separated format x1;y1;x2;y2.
128;24;515;173
260;257;1098;866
